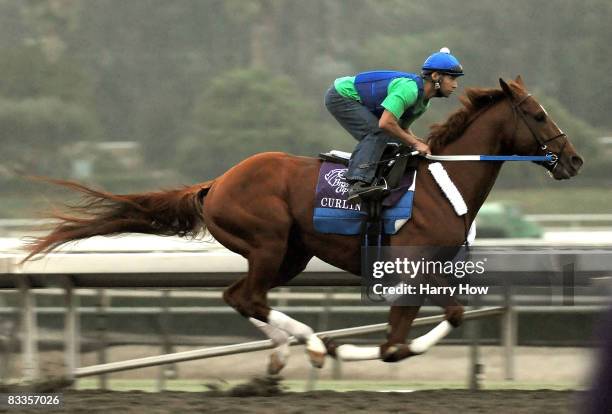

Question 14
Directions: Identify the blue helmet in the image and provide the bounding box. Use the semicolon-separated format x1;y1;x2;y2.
422;47;464;77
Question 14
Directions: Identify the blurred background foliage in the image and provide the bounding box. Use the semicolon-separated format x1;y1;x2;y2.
0;0;610;215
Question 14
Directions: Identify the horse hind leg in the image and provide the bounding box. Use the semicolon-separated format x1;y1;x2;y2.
247;246;313;374
206;186;323;370
248;317;291;374
223;247;326;370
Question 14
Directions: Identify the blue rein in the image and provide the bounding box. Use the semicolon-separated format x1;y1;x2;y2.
422;152;554;163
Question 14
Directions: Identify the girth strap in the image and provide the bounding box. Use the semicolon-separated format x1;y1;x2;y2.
385;150;410;189
361;200;383;265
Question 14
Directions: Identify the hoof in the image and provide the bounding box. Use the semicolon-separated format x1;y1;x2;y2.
307;349;326;368
321;337;339;358
381;344;417;363
267;352;286;375
306;335;327;368
445;305;464;327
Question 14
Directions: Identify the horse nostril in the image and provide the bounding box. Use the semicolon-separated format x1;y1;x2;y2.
570;155;584;170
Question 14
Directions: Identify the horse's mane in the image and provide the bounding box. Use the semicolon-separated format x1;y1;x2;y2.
427;87;507;152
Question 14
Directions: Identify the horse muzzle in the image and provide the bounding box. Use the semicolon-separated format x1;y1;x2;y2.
550;153;584;180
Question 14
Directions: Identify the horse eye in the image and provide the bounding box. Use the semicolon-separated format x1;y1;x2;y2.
534;112;546;122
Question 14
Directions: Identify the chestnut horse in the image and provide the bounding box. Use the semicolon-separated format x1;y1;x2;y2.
24;77;583;373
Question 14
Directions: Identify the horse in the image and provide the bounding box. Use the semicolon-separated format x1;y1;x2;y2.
23;77;583;374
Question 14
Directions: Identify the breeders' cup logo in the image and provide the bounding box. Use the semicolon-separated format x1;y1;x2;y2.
325;168;349;194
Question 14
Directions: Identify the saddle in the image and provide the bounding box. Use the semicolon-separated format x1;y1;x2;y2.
318;144;420;249
320;143;419;204
321;143;418;189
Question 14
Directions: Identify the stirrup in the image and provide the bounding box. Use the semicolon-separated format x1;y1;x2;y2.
347;180;388;202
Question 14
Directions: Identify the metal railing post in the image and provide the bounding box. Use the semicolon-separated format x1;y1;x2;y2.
468;297;483;390
17;275;39;381
96;289;109;390
64;276;80;386
502;285;516;381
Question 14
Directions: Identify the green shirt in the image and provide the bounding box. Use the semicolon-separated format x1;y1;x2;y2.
333;76;430;127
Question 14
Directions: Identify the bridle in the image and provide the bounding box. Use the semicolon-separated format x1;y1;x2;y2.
510;93;568;173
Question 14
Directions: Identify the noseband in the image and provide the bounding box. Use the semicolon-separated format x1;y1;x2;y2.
511;94;567;172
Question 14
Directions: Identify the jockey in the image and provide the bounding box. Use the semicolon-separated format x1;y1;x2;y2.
325;47;464;201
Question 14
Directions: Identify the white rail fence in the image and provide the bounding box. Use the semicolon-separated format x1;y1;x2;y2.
1;240;610;390
74;306;506;378
0;251;515;389
3;214;612;236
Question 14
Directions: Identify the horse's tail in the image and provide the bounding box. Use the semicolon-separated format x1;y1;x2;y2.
22;178;215;262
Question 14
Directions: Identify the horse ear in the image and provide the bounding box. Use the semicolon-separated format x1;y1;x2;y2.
515;75;525;87
499;78;513;97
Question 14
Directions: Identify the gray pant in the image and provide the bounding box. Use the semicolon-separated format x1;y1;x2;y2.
324;86;401;183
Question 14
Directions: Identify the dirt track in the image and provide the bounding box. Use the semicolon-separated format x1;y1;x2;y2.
0;345;592;413
0;388;581;414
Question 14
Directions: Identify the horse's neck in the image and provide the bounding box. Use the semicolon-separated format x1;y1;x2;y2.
434;104;508;222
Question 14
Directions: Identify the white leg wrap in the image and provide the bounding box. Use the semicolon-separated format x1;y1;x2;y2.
267;310;314;342
336;345;380;361
409;320;453;354
274;342;290;360
267;310;326;360
249;318;291;373
249;317;290;345
306;334;326;354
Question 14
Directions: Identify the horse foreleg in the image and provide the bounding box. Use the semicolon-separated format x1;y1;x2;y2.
379;305;421;362
427;274;465;328
444;303;465;328
325;342;381;361
382;292;467;361
379;275;466;360
322;305;421;363
324;304;458;363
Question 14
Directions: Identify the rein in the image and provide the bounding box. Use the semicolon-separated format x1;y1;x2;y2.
359;150;553;169
359;92;566;168
424;153;554;162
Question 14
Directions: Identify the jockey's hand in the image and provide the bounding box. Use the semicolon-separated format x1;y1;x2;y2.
413;141;432;156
